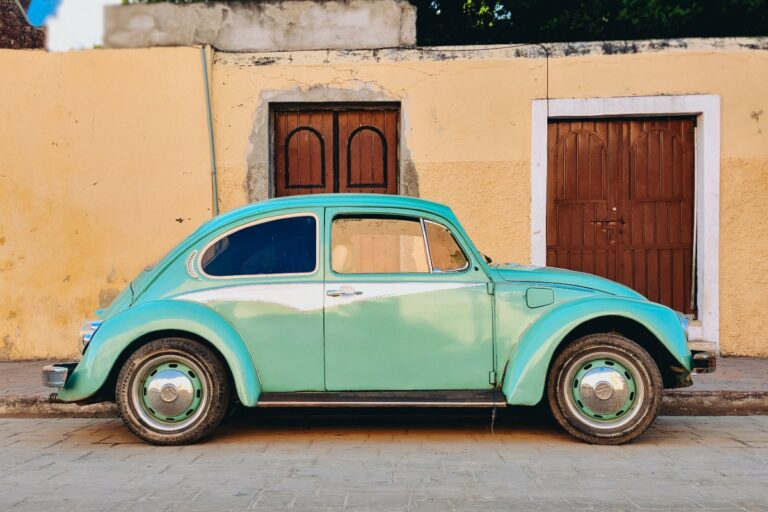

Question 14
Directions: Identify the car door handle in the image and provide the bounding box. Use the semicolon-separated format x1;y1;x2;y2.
326;289;363;297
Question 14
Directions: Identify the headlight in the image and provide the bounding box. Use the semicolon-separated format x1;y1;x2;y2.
675;312;689;340
79;320;102;354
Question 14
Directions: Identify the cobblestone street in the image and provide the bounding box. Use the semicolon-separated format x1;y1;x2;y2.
0;412;766;511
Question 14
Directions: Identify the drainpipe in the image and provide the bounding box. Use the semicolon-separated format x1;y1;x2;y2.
201;45;219;217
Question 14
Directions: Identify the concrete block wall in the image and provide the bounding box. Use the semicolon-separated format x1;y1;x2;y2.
104;0;417;51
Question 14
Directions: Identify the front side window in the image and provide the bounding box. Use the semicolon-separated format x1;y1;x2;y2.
332;215;429;274
424;221;469;272
201;215;316;277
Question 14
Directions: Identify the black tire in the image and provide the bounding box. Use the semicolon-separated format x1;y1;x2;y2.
547;333;663;445
116;337;230;445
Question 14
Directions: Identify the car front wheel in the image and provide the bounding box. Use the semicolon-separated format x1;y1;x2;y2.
116;337;230;445
547;333;663;445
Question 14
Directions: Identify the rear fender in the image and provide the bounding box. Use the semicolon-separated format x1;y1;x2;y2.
500;297;691;406
57;300;261;406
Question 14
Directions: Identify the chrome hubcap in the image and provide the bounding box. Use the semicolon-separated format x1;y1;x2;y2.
576;365;633;416
562;351;644;430
144;367;198;419
131;357;207;432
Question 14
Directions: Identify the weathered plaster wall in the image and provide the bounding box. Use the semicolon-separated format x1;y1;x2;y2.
0;47;212;359
104;0;417;52
210;41;768;356
1;40;767;359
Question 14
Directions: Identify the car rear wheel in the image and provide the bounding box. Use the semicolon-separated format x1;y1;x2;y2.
547;333;663;445
116;337;229;445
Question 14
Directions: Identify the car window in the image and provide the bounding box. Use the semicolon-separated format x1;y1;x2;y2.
332;215;429;274
424;220;469;272
201;215;316;277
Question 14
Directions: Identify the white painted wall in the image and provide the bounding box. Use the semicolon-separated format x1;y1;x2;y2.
45;0;120;52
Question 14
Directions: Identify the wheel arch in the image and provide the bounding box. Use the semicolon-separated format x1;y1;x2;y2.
549;316;690;390
500;297;692;406
97;329;237;403
56;300;262;406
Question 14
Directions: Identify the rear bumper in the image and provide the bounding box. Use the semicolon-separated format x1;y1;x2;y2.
692;351;717;374
42;362;78;388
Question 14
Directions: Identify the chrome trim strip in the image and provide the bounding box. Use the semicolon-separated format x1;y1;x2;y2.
420;218;434;273
186;250;199;279
423;219;471;273
256;400;507;408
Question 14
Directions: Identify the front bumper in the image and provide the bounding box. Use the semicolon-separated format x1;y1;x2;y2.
692;350;717;374
42;362;78;388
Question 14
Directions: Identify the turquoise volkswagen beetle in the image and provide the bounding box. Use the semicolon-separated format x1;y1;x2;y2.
43;194;714;445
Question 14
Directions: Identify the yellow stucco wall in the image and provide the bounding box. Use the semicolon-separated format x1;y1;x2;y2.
1;42;766;358
210;44;768;356
0;47;212;359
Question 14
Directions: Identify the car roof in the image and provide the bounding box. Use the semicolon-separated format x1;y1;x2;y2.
202;193;455;233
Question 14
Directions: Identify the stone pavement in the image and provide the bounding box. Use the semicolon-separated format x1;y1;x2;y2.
0;358;767;417
0;414;767;511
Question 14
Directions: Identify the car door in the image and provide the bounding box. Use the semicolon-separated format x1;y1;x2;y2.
323;207;494;391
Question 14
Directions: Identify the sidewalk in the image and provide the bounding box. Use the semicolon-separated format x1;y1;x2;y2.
1;358;766;417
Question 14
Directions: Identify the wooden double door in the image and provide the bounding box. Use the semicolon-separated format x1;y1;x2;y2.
547;117;696;314
273;105;399;197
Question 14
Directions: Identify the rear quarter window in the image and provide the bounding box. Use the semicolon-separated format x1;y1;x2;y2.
201;215;317;277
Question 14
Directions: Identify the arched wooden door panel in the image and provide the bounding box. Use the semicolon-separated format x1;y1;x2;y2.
547;118;696;314
274;106;398;197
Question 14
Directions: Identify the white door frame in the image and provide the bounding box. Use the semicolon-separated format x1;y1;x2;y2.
530;95;720;350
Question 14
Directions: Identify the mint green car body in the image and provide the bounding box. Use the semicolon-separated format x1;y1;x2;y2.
57;194;692;407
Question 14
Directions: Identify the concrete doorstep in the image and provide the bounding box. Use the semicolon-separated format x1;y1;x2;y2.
1;358;766;419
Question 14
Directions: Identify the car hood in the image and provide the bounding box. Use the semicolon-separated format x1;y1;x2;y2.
490;263;646;300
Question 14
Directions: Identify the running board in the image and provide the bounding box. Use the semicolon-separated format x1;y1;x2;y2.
256;391;507;408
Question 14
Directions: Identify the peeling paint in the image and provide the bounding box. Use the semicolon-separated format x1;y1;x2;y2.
252;56;278;66
219;37;767;68
0;335;13;360
98;289;120;309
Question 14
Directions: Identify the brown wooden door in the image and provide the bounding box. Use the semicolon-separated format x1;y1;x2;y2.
547;118;696;314
274;106;398;197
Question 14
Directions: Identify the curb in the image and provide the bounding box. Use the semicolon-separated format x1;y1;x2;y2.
1;391;767;418
0;396;117;418
661;391;768;416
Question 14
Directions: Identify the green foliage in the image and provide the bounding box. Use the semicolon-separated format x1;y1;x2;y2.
416;0;768;44
123;0;768;45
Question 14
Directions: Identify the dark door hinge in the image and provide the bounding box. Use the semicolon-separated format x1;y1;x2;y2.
486;282;495;295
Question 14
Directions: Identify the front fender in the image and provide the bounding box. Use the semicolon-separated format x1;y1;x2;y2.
501;297;691;406
57;300;262;406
